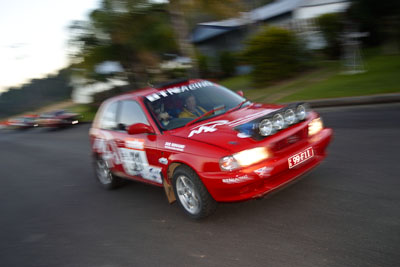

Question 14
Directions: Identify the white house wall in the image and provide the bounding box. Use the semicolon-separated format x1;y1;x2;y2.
294;2;350;20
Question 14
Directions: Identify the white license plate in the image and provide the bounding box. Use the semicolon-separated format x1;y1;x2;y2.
288;147;314;169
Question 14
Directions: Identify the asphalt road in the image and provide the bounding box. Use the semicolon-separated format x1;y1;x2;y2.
0;103;399;267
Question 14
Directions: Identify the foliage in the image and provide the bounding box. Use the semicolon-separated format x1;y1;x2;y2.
0;69;73;118
218;51;237;78
219;74;252;91
69;0;245;86
162;67;188;80
68;104;99;122
167;0;243;77
91;85;129;105
316;13;344;59
69;0;178;88
173;0;242;19
242;26;305;87
346;0;400;47
196;53;210;78
240;0;275;10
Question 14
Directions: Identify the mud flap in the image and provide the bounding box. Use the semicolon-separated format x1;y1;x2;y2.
163;178;176;204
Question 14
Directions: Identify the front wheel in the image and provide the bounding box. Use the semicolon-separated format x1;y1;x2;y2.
172;165;217;219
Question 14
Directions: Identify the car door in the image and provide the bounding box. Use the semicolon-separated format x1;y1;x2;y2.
112;99;163;185
91;100;122;167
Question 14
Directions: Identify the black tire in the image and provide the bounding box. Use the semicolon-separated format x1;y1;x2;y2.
172;165;217;219
93;156;123;190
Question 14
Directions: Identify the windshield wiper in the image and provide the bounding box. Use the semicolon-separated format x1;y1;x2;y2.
227;100;249;114
185;105;225;127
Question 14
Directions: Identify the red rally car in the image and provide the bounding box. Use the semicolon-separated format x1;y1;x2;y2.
89;79;333;219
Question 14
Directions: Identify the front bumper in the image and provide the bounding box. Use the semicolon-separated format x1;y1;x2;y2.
200;128;333;202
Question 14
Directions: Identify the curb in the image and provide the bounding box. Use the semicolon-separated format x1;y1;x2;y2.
303;93;400;108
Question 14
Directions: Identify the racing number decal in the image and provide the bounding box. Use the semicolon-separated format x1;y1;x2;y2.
119;139;162;184
119;149;147;175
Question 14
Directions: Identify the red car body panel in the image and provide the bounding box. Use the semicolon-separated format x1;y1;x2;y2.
90;79;333;202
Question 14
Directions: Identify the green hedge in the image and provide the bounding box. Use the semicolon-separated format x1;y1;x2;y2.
218;51;237;78
242;26;305;87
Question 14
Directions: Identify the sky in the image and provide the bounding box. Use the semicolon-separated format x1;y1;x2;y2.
0;0;100;93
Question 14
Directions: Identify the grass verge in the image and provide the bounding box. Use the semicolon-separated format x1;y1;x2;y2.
220;52;400;103
68;104;98;122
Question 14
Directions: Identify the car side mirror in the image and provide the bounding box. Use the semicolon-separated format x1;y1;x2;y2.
127;123;155;135
237;90;244;97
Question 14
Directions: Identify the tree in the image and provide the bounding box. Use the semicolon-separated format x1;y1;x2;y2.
219;51;237;78
0;69;73;118
69;0;244;87
167;0;242;77
69;0;177;88
346;0;400;48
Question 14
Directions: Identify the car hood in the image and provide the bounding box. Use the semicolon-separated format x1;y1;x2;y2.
168;103;282;152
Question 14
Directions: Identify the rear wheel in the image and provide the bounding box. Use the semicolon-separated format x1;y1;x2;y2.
94;156;123;189
172;165;217;219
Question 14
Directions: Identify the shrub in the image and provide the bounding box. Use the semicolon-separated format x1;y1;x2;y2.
197;53;210;78
218;51;237;78
242;26;305;87
316;13;344;59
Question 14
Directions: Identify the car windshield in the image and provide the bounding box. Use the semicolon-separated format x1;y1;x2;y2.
144;82;248;130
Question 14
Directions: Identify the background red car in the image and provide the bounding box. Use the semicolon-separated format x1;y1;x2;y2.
6;115;38;130
37;110;80;128
90;79;332;219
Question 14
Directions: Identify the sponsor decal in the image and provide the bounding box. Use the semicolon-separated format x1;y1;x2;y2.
164;142;185;152
125;138;145;150
222;175;252;184
188;120;229;138
254;166;273;178
146;81;214;102
237;132;251;138
158;157;168;165
119;148;162;184
93;133;162;184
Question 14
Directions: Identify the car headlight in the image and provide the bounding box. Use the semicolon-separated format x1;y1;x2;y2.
272;114;285;130
259;119;273;136
284;109;296;125
296;104;308;121
220;147;270;171
308;117;323;136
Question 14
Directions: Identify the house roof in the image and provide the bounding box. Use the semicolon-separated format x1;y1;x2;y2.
300;0;349;7
198;0;303;28
192;0;303;43
251;0;304;22
191;0;350;43
191;26;235;43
